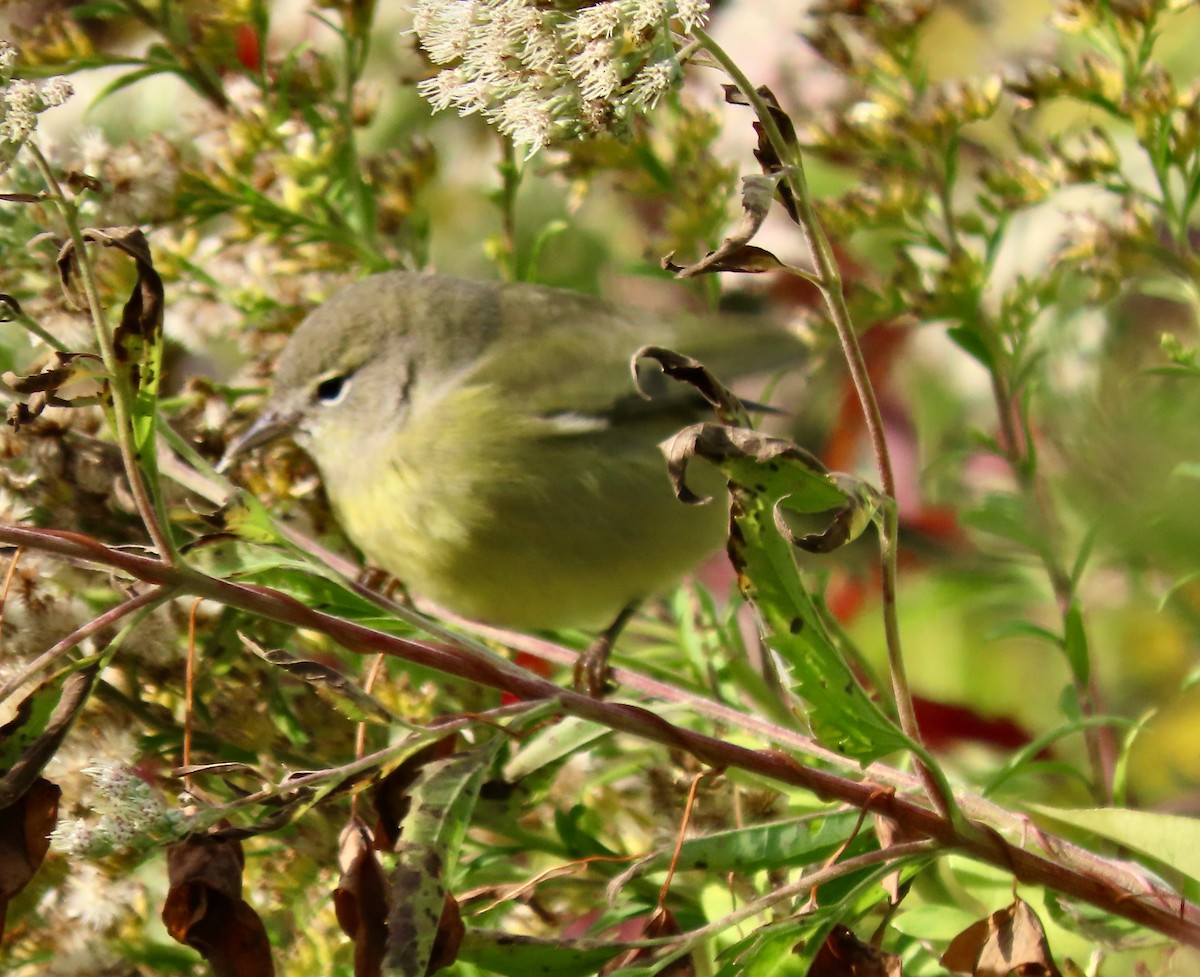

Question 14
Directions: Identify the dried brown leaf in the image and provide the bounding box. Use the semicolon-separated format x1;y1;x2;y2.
0;777;60;939
663;174;784;278
0;667;97;807
162;833;275;977
806;924;901;977
942;898;1062;977
723;83;801;222
333;818;390;977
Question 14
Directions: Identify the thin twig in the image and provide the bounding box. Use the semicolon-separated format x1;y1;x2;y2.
0;582;175;704
692;28;948;821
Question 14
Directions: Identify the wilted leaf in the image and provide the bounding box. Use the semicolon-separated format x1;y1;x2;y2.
633;346;753;433
723;83;801;222
161;833;275;977
243;634;396;724
373;735;460;852
658;422;905;759
942;899;1062;977
374;740;499;976
386;845;463;977
333;818;390;977
0;666;97;807
57;226;164;454
2;351;98;396
195;492;286;546
807;925;901;977
663;174;785;278
1;350;102;429
0;777;60;939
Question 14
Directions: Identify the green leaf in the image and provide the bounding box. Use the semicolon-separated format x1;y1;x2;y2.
1026;804;1200;884
457;929;633;977
983;620;1063;647
665;812;860;874
962;493;1041;551
503;717;612;783
661;424;906;760
1062;601;1089;683
946;324;996;371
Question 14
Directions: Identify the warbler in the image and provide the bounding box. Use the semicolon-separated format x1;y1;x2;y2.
225;271;802;692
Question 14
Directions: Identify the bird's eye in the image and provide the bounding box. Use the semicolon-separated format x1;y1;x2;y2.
315;374;348;404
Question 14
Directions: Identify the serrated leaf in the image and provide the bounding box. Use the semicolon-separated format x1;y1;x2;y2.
660;425;905;760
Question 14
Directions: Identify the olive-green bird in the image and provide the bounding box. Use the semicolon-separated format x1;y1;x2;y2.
226;271;803;693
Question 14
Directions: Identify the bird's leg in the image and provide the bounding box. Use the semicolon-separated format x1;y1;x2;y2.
357;564;412;605
573;601;640;698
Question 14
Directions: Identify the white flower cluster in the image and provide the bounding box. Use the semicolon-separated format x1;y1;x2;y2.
0;40;74;168
50;761;192;858
411;0;709;153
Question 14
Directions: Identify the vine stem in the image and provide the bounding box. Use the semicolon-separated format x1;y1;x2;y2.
691;29;946;819
25;141;177;564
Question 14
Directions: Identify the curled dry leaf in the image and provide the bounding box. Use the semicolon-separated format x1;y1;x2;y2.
333;818;390;977
242;633;396;725
632;345;752;427
723;83;802;223
0;777;60;940
0;666;97;808
161;833;275;977
660;422;833;507
3;352;95;395
56;226;164;414
3;352;105;430
662;173;785;278
941;898;1062;977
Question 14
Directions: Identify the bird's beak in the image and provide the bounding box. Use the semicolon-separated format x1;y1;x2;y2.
217;406;299;474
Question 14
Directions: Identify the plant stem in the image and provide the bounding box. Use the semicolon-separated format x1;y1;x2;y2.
692;28;942;817
26;142;177;564
989;368;1113;801
2;522;1198;946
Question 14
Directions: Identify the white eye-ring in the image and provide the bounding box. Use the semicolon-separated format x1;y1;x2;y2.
315;373;350;405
